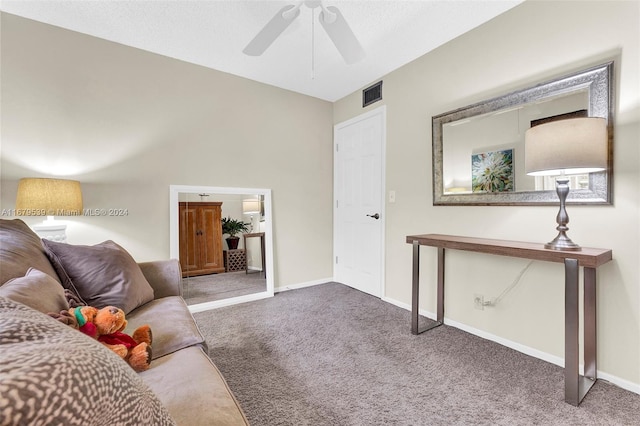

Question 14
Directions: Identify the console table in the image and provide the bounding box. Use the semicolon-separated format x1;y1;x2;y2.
406;234;612;406
243;232;266;276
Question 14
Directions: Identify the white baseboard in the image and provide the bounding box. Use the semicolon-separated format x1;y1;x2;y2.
382;295;640;396
275;278;332;293
596;371;640;395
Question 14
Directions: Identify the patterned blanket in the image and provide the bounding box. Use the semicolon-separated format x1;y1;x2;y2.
0;297;175;426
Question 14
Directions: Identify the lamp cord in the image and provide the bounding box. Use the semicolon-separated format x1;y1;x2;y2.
491;260;534;306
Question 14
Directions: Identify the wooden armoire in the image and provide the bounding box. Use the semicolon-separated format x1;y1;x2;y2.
178;202;225;277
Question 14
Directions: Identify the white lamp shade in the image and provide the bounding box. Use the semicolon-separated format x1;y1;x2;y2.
525;117;607;176
16;178;83;216
242;199;261;214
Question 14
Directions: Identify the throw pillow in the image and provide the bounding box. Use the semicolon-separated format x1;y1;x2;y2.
0;296;176;425
42;239;154;314
0;218;61;285
0;268;68;314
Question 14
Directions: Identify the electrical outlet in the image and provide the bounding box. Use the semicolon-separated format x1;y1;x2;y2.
474;294;484;310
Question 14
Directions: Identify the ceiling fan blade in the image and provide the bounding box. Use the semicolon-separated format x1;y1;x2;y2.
243;5;301;56
319;6;365;65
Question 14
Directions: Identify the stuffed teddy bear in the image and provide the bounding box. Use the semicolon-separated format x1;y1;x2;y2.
51;305;153;372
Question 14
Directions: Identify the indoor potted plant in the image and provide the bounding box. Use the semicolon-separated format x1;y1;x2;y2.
221;216;249;250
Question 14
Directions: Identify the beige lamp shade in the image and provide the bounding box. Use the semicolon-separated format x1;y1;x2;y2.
16;178;83;216
525;117;607;176
242;199;261;214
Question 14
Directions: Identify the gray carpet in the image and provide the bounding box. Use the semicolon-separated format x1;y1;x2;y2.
182;271;265;305
193;282;640;426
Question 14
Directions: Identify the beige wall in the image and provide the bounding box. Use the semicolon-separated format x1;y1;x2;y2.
335;1;639;389
0;13;334;287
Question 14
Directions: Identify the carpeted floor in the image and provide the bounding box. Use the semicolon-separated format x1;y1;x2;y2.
182;271;265;305
193;282;640;426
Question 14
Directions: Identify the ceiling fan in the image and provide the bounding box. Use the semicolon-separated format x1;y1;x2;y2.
243;0;365;65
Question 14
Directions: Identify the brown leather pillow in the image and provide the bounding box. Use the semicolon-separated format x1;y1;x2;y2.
0;268;68;314
42;239;154;314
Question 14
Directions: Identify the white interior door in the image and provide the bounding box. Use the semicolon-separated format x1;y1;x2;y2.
334;106;385;297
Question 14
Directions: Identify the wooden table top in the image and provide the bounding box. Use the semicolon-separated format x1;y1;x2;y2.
406;234;612;268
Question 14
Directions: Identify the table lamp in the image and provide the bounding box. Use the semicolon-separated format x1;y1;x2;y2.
525;117;607;251
242;198;261;232
15;178;83;242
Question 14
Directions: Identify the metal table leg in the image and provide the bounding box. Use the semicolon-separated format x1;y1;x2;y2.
564;259;597;406
411;241;420;334
411;241;444;335
436;247;445;324
584;267;597;381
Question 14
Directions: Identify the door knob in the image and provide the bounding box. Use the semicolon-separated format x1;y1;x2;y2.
366;213;380;220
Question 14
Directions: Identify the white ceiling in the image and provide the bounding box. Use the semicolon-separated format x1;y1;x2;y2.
0;0;524;102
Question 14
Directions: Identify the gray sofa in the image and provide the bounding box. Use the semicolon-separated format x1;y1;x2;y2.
0;219;248;425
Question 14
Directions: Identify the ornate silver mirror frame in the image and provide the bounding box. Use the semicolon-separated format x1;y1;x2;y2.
432;62;613;206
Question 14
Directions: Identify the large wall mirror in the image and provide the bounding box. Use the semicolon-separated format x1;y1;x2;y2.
432;62;613;205
169;185;274;313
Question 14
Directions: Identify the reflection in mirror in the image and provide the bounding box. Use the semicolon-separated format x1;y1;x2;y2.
169;185;274;313
443;91;588;193
433;62;613;205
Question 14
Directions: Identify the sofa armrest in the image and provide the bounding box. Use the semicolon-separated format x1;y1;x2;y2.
138;259;182;299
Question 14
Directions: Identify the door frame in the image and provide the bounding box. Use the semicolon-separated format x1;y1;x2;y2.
169;185;275;312
333;105;387;298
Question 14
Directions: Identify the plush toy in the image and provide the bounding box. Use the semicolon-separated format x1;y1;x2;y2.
51;305;153;372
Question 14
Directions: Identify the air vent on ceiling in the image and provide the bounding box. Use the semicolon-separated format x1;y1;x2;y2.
363;81;383;107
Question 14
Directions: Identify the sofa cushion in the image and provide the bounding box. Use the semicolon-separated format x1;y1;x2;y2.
138;259;183;298
0;219;60;285
140;346;249;426
125;296;206;359
0;296;176;426
42;239;154;314
0;267;68;314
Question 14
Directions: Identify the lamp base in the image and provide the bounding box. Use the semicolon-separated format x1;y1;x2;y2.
546;178;581;251
32;216;67;243
545;233;581;251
